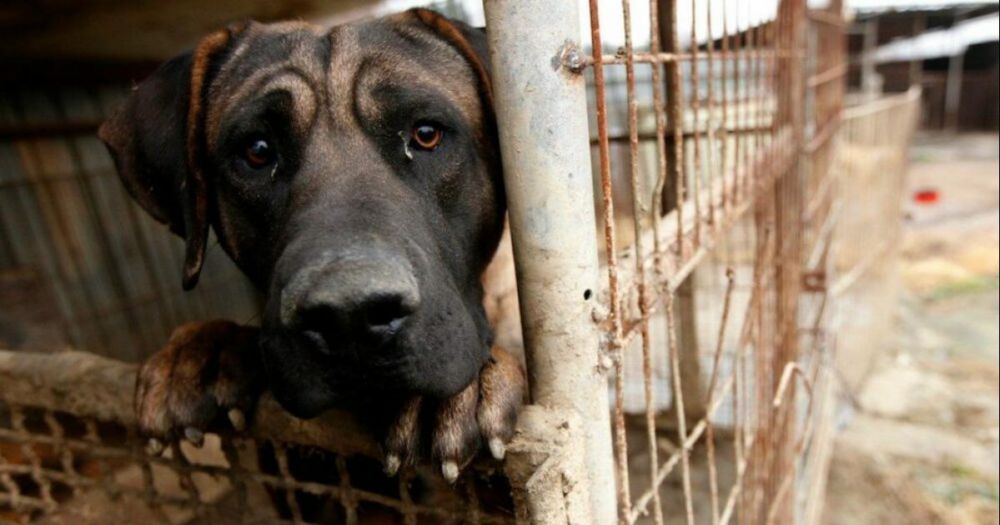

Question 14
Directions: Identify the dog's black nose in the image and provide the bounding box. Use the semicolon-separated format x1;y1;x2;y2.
297;291;416;346
280;250;420;351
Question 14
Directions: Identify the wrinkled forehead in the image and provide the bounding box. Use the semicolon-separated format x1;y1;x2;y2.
204;16;482;142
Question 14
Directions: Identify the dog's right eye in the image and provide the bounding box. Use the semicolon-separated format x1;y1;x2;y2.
242;137;276;169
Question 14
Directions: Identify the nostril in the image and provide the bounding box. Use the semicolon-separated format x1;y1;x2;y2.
360;295;413;336
301;329;331;355
296;303;339;334
294;305;338;356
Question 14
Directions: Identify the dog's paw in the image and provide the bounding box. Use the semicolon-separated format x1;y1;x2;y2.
135;320;264;453
381;346;525;482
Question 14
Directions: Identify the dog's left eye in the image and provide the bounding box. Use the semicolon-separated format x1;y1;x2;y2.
410;124;443;151
242;136;276;169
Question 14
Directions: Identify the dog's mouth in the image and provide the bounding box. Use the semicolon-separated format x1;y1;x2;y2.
258;325;411;418
257;240;492;418
259;295;489;419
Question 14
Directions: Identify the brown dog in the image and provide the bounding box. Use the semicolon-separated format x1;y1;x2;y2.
99;9;525;482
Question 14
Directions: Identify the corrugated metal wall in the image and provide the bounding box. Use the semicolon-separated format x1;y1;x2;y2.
0;87;259;362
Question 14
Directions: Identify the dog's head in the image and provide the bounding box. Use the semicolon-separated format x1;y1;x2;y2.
99;10;505;418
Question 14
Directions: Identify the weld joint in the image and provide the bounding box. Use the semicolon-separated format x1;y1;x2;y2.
558;41;586;74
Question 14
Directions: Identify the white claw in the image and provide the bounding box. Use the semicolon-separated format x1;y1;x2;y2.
384;454;401;477
441;461;459;483
227;408;246;432
488;437;506;460
146;438;164;455
184;427;205;447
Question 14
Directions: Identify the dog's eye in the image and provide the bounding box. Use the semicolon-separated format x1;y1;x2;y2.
243;137;276;169
410;124;442;151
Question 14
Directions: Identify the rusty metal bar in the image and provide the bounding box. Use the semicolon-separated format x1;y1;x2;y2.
807;9;846;27
589;124;774;146
664;0;686;254
705;0;719;229
720;0;733;215
649;0;671;265
807;63;848;87
689;0;704;247
590;49;802;66
585;0;633;519
620;0;663;522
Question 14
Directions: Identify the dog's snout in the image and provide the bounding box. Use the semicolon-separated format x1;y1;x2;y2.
280;250;420;349
297;290;416;344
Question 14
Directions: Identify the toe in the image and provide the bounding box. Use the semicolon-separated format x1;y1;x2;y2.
227;408;247;432
135;345;178;438
383;396;422;476
431;381;480;482
184;427;205;447
145;437;165;456
477;346;526;457
134;321;263;442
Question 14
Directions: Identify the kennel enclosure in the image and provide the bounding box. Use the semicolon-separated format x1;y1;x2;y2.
1;0;919;523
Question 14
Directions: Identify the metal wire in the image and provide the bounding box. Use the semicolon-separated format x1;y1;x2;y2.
584;0;852;523
0;351;515;524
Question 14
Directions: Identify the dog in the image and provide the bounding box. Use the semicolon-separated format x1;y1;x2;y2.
98;8;525;483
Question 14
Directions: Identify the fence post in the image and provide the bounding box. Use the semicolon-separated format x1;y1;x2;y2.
482;1;617;523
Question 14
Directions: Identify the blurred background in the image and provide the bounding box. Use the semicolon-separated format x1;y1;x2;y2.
0;0;997;523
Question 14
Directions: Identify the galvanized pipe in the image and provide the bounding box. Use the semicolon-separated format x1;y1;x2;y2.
482;1;617;522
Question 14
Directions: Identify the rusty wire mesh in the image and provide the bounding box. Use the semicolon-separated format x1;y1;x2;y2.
581;0;847;522
0;350;515;525
826;88;920;399
830;88;920;296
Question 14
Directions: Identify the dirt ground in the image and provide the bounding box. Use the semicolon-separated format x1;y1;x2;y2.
823;133;1000;525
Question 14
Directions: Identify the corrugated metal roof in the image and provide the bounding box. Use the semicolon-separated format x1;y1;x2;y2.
873;12;999;61
849;0;998;13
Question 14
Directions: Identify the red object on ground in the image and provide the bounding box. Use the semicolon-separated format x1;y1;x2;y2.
913;188;940;205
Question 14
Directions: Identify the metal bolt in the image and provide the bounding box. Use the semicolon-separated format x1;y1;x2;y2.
559;41;586;74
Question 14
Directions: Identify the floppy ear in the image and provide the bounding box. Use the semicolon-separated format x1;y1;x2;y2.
409;9;495;128
98;26;241;290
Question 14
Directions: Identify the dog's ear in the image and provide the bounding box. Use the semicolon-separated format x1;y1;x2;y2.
99;25;242;290
409;9;494;123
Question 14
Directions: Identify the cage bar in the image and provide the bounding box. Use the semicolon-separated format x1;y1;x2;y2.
482;1;618;522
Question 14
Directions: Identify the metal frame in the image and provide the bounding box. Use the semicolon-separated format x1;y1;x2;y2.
486;0;852;523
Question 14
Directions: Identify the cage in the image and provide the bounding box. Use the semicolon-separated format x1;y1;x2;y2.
0;0;920;523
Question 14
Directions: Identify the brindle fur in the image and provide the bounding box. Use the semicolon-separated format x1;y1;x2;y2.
99;9;525;481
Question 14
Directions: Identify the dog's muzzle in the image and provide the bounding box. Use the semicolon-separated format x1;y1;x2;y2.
279;248;421;354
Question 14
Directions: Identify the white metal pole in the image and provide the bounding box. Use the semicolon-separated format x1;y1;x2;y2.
482;1;617;522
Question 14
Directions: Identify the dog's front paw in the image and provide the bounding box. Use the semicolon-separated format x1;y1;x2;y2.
135;320;264;453
382;346;525;482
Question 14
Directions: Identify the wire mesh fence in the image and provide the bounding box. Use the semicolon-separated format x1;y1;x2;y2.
0;1;926;524
827;88;920;397
0;350;515;525
564;0;844;522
